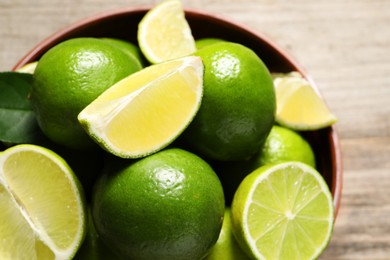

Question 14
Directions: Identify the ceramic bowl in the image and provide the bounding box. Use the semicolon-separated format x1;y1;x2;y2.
13;6;342;217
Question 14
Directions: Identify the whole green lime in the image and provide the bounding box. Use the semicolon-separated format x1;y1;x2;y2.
195;38;225;50
214;125;316;204
205;208;249;260
183;42;275;161
101;37;147;67
92;148;225;260
256;125;316;167
31;38;142;150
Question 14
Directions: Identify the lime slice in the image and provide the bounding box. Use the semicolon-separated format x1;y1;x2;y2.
273;72;337;130
231;162;334;260
16;61;38;74
0;144;86;259
138;0;196;64
78;56;204;158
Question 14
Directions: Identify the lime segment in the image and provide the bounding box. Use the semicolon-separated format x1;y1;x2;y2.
0;144;86;259
78;56;204;158
138;0;196;63
232;162;334;260
274;72;337;130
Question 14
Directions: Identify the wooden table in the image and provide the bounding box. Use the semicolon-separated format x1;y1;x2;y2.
1;0;389;259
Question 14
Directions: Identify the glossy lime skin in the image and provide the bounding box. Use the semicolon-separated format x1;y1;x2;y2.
32;38;142;150
214;125;316;205
101;37;147;67
204;208;250;260
256;125;316;167
183;42;276;161
92;148;225;260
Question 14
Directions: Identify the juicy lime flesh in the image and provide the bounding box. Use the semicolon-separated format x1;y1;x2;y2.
2;151;81;250
0;183;55;260
0;145;85;259
138;0;196;63
79;56;203;158
232;163;334;260
278;85;332;124
90;59;184;101
16;61;38;74
247;164;333;259
106;71;199;151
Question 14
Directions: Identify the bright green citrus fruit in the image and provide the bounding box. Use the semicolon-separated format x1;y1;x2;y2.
231;162;334;260
78;56;204;159
256;125;316;167
0;144;86;259
273;72;337;130
205;208;250;260
31;38;142;150
92;148;225;260
183;42;275;161
214;125;316;204
138;0;196;63
195;38;225;50
101;37;147;67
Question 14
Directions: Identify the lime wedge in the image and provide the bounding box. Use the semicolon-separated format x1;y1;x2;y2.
78;56;204;158
274;72;337;130
231;162;334;260
138;0;196;64
0;144;86;259
16;61;38;74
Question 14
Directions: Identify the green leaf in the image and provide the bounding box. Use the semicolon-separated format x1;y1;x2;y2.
0;72;44;144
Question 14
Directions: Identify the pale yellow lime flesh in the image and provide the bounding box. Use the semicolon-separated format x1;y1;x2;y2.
274;72;337;130
138;0;196;63
0;144;86;260
78;56;204;158
232;162;334;260
16;61;38;74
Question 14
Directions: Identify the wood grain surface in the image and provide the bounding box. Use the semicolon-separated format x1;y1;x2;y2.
1;0;390;259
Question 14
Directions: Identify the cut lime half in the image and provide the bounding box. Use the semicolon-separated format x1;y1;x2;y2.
231;162;334;260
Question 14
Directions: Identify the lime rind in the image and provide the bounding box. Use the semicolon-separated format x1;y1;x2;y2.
0;144;86;259
233;162;334;260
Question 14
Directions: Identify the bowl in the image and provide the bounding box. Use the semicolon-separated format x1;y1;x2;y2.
13;6;342;217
